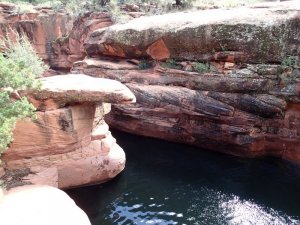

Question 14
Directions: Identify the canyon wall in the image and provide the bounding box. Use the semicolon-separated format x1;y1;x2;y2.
1;1;300;167
0;2;112;71
72;1;300;164
0;75;136;189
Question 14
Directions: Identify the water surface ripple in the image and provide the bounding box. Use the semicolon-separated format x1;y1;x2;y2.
67;130;300;225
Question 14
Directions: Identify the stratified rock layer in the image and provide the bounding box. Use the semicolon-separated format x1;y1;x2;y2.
73;58;300;163
0;4;73;68
0;75;135;189
73;1;300;164
0;4;113;70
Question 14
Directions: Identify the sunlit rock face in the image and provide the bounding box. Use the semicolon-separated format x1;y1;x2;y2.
0;75;135;189
0;185;91;225
0;3;112;70
0;3;73;68
72;1;300;164
85;1;300;63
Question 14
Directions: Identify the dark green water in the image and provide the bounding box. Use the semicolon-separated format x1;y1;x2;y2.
67;130;300;225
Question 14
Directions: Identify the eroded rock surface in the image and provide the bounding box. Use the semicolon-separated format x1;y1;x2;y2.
85;1;300;63
0;4;73;68
72;1;300;164
72;58;300;163
0;4;112;70
51;12;113;70
0;75;135;189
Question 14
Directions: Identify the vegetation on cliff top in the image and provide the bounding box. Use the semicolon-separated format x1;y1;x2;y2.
0;32;47;157
4;0;263;17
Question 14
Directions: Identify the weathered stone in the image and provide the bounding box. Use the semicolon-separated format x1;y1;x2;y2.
2;105;95;162
0;9;73;67
1;74;135;188
23;167;58;187
25;74;136;109
73;57;300;164
92;122;109;140
71;1;300;164
58;144;125;189
51;12;113;69
146;38;170;60
72;58;277;93
127;84;234;117
0;8;114;70
0;185;91;225
85;2;300;63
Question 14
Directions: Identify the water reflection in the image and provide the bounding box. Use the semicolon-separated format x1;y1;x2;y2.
67;130;300;225
103;186;299;225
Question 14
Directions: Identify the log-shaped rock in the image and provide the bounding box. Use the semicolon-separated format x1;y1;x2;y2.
85;2;300;63
25;74;136;110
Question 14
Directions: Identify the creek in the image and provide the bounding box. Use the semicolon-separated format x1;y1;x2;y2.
67;130;300;225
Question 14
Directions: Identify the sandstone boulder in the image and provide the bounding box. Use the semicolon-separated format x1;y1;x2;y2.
26;74;136;110
1;76;135;189
85;1;300;63
0;185;91;225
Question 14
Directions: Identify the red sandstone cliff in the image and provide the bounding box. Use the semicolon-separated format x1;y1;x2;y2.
1;1;300;169
72;1;300;164
0;75;136;189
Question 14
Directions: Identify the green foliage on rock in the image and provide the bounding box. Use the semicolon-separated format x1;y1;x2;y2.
194;62;210;73
138;59;153;70
5;0;262;17
162;58;182;69
0;33;47;156
281;56;300;69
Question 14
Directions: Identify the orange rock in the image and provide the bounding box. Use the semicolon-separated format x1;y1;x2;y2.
57;144;125;189
1;75;136;188
224;62;235;70
146;39;170;60
92;122;110;140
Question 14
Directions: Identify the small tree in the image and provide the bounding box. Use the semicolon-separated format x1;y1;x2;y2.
0;32;47;156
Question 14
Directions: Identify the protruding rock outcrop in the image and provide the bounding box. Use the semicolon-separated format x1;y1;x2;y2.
0;75;135;189
73;1;300;164
85;1;300;63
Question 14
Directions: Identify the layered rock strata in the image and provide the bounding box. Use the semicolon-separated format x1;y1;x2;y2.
73;1;300;164
0;74;136;189
0;3;73;68
0;3;113;70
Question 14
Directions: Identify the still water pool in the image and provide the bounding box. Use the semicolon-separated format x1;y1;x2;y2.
67;130;300;225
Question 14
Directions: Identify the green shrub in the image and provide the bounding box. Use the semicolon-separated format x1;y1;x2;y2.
162;58;182;69
281;56;300;69
0;32;47;157
138;59;152;70
194;62;210;73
